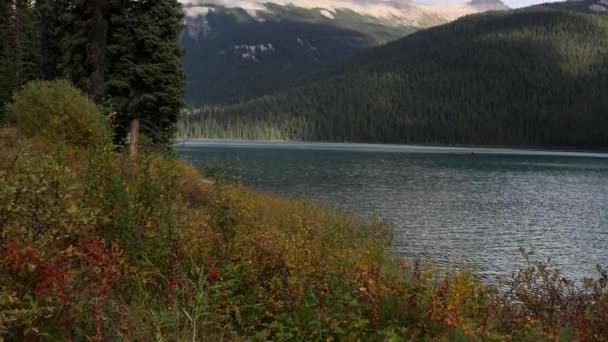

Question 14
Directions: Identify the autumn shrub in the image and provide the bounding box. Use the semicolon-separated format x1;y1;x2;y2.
0;125;189;339
496;253;608;340
0;135;121;339
7;80;110;147
1;121;608;340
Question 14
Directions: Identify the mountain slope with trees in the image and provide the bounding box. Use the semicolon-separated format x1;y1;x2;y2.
180;0;508;105
179;3;608;148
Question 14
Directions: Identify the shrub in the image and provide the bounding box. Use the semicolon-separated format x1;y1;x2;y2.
7;80;110;147
1;120;608;340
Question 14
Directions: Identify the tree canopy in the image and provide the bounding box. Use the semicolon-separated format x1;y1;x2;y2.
0;0;185;146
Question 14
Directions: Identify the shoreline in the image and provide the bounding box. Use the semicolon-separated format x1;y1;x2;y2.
174;139;608;158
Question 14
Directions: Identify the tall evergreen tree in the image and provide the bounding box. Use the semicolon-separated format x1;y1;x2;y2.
37;0;68;80
105;0;135;143
0;0;16;118
0;0;40;119
14;0;40;87
106;0;184;150
61;0;109;103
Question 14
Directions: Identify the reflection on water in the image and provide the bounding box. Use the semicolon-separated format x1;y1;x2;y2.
177;141;608;281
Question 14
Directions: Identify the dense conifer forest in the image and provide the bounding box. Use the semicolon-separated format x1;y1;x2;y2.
179;6;608;148
0;0;184;144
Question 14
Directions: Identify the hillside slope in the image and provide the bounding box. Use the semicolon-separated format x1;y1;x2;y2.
179;3;608;148
180;0;508;105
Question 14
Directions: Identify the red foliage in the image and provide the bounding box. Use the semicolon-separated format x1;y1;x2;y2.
207;267;220;284
1;236;124;341
35;259;71;305
2;239;38;272
444;314;457;326
79;237;123;341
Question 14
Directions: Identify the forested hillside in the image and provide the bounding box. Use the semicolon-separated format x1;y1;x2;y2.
179;4;608;148
180;0;507;105
181;4;416;105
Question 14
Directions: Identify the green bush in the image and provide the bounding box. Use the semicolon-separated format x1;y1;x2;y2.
8;80;110;147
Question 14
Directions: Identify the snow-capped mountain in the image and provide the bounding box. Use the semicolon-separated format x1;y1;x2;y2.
180;0;509;105
181;0;509;29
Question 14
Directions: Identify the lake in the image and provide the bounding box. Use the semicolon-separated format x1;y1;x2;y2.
177;141;608;281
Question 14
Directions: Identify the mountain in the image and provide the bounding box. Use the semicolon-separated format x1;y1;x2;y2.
178;1;608;148
180;0;508;105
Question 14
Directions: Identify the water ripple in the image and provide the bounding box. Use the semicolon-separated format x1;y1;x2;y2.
178;143;608;281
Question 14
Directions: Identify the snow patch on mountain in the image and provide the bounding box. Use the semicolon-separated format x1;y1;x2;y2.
183;6;214;37
180;0;509;39
234;43;276;62
296;38;317;51
183;4;214;17
182;0;264;17
320;9;335;19
180;0;508;24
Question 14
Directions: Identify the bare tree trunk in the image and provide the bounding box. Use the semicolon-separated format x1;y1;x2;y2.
129;117;140;161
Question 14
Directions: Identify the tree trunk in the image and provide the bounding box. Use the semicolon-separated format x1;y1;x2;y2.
129;117;140;161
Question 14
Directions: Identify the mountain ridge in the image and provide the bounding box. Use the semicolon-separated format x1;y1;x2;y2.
178;2;608;148
179;0;508;105
181;0;510;33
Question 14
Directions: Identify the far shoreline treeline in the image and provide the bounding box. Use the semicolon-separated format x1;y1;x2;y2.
174;138;608;155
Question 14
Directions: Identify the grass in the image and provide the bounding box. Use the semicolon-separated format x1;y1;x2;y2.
1;121;607;340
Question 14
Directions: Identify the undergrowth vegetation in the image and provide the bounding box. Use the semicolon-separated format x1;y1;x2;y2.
1;82;607;340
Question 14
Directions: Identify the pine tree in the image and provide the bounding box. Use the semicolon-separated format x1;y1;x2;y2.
105;0;135;143
14;0;40;87
0;0;40;119
0;0;16;118
37;0;68;80
61;0;109;103
106;0;184;151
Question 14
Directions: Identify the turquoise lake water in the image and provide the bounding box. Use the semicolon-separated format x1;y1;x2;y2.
177;141;608;281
